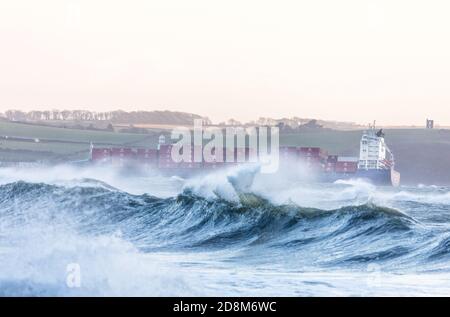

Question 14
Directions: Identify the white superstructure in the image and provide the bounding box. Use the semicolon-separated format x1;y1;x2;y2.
358;127;393;170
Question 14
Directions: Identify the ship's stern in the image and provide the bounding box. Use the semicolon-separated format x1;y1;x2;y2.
390;168;401;187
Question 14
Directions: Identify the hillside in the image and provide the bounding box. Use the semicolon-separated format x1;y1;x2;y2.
0;121;168;162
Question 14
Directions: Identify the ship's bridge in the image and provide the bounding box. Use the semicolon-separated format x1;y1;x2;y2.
358;129;392;170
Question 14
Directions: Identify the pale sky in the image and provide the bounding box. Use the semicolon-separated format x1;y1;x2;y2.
0;0;449;125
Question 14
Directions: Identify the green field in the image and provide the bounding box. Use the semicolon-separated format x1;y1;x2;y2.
0;121;168;162
0;121;163;145
1;121;449;184
280;130;362;155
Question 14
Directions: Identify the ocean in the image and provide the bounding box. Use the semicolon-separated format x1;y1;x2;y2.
0;164;449;296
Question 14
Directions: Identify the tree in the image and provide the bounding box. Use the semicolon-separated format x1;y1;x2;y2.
61;110;72;120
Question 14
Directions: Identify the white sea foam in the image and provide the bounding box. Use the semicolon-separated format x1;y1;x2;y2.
0;165;183;197
0;164;449;296
0;208;196;296
182;164;260;203
0;164;448;209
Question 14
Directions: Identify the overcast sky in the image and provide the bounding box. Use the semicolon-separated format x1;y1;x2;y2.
1;0;449;125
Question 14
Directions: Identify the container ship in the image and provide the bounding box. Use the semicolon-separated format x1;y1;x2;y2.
320;128;400;187
90;128;400;187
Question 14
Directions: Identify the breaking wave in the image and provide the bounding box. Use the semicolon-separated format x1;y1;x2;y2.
0;165;449;296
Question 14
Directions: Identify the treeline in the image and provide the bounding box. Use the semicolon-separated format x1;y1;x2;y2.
222;117;362;131
1;110;211;125
1;109;361;130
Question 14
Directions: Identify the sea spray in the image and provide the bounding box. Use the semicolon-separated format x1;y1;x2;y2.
0;165;449;296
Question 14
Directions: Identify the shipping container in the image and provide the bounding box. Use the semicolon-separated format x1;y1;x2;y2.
91;148;112;163
298;147;328;160
158;144;173;155
299;147;325;155
111;148;135;166
279;146;298;161
327;155;338;163
299;155;325;168
136;148;158;167
111;148;134;157
158;145;175;168
325;162;336;172
136;148;157;158
337;156;359;162
335;161;358;173
304;161;325;171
